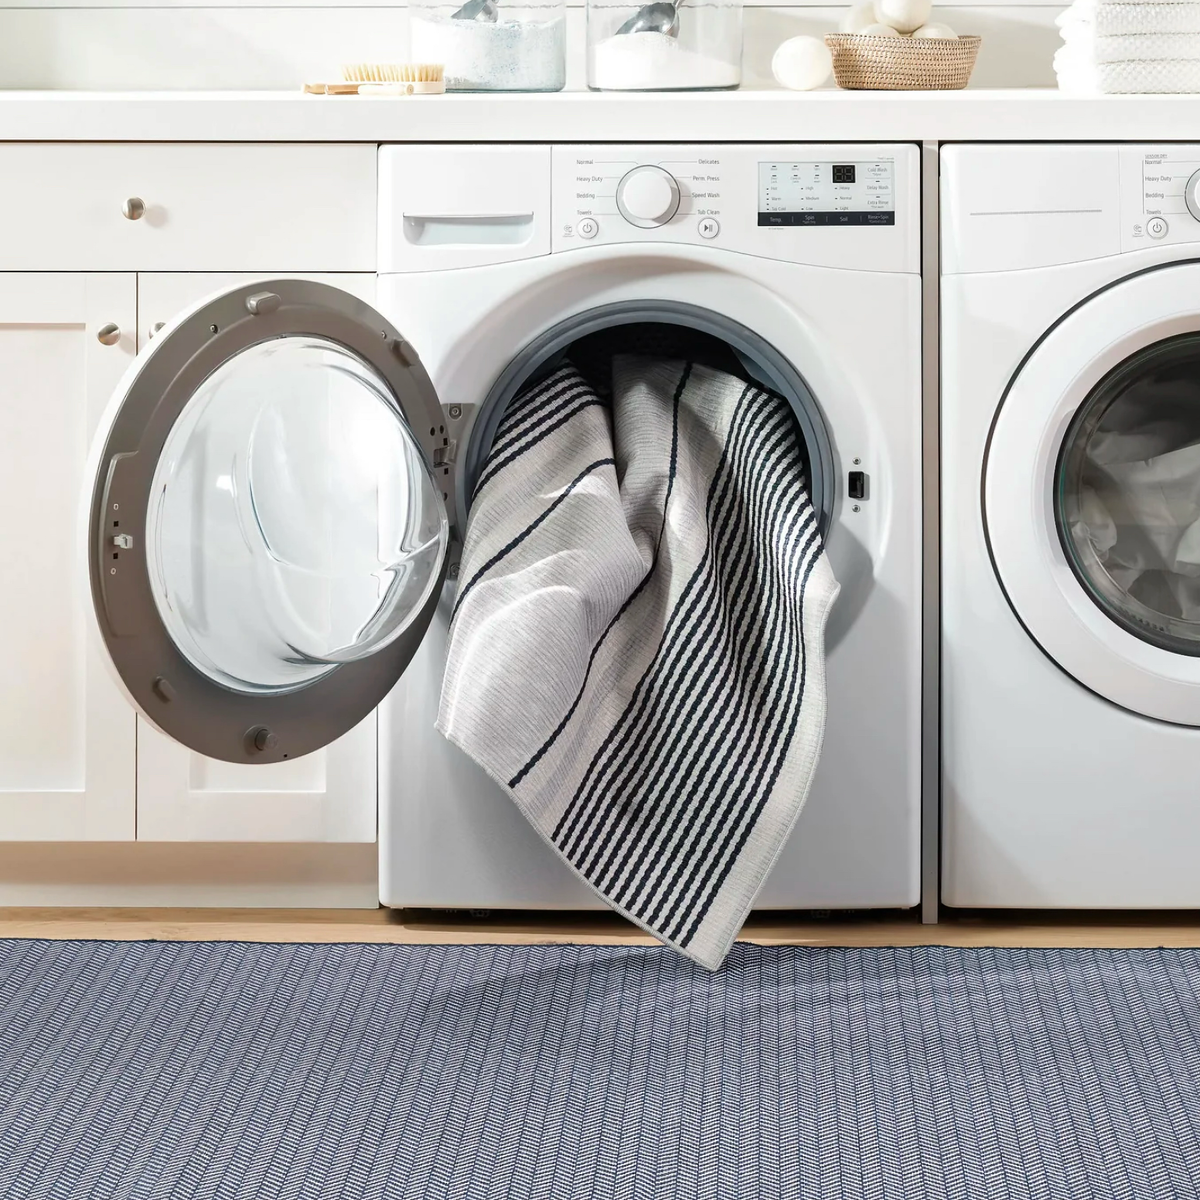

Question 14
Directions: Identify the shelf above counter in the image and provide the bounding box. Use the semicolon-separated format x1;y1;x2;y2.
5;87;1200;143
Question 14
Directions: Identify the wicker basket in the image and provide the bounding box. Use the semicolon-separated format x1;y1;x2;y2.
824;33;980;90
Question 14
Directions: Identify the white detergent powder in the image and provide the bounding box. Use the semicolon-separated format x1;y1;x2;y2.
590;31;739;89
411;15;566;90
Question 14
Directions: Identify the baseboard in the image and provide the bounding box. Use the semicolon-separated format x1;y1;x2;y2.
0;842;378;908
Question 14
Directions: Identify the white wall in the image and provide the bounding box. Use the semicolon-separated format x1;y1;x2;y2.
0;0;1062;90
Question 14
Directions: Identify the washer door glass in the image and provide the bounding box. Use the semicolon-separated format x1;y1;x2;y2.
88;280;450;764
1057;333;1200;656
148;335;446;695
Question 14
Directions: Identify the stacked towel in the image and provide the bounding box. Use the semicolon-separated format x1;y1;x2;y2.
1055;0;1200;92
438;354;839;970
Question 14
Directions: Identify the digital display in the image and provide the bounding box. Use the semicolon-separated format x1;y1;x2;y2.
758;160;895;227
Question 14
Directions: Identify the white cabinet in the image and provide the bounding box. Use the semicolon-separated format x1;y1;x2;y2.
0;139;387;861
131;272;380;843
0;145;377;273
0;274;137;840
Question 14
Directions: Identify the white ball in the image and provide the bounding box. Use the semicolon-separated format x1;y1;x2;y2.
771;36;834;90
859;21;903;35
839;1;877;34
873;0;932;34
912;21;958;37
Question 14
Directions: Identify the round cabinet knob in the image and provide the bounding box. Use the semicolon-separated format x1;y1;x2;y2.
616;166;681;229
122;197;146;221
96;323;121;346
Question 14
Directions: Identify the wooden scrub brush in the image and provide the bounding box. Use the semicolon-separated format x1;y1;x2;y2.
303;63;445;95
344;63;446;94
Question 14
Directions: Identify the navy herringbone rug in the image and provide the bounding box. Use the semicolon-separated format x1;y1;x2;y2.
3;942;1200;1198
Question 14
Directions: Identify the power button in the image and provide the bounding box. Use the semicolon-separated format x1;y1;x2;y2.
1148;216;1169;239
577;218;599;240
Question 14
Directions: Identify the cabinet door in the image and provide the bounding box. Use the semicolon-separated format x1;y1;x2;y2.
133;273;381;843
0;274;137;840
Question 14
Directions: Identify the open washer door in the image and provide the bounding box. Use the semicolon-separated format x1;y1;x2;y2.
84;279;451;764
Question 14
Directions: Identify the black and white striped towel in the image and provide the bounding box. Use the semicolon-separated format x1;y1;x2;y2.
437;355;839;968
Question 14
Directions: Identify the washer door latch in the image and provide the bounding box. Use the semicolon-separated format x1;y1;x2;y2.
433;439;458;468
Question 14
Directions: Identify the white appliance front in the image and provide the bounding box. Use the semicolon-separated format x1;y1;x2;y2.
943;144;1200;908
376;144;923;913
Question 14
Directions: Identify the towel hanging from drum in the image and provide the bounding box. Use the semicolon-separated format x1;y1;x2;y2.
437;353;839;969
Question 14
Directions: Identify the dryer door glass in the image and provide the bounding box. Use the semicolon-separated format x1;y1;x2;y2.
85;280;451;764
1056;332;1200;655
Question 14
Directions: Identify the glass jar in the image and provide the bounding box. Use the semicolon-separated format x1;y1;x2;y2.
410;0;566;92
587;0;742;90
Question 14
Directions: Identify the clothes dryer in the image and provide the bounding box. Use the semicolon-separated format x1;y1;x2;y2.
943;143;1200;906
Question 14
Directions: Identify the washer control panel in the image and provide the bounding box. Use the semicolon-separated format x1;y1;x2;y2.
551;144;919;272
758;159;895;227
556;148;726;243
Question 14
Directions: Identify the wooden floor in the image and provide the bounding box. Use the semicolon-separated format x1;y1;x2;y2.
4;906;1200;948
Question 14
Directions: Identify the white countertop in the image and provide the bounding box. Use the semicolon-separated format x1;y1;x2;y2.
4;87;1200;142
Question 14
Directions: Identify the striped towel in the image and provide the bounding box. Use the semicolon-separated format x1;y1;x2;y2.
437;353;839;969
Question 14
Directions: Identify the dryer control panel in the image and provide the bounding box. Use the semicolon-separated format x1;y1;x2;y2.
551;144;918;273
942;144;1200;275
1122;145;1200;251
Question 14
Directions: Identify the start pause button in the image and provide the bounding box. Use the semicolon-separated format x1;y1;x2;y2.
698;218;720;239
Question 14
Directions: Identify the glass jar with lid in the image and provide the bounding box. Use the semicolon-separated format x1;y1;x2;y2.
410;0;566;92
587;0;742;90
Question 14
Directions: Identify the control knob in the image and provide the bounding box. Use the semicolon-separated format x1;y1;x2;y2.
616;165;681;229
1186;169;1200;222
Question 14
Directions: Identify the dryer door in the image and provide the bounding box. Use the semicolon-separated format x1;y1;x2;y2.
985;260;1200;725
85;279;451;763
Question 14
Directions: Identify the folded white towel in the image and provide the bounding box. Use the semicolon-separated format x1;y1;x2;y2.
1055;45;1200;90
1059;29;1200;60
1059;1;1200;35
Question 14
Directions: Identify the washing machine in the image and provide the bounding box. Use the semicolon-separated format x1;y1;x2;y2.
377;144;922;912
81;143;922;915
943;143;1200;908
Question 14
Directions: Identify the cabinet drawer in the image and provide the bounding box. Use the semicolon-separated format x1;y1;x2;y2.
0;144;376;271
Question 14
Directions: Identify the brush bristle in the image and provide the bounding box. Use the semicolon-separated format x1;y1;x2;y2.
341;62;445;83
